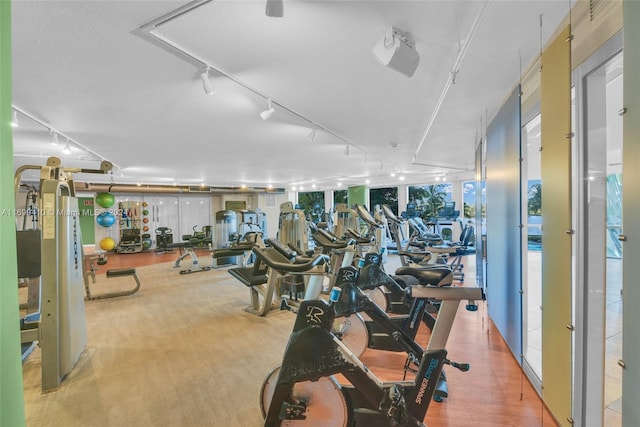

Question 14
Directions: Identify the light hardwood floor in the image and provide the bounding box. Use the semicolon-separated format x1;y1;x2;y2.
21;250;557;426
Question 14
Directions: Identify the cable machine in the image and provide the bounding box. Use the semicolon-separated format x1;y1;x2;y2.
15;157;112;391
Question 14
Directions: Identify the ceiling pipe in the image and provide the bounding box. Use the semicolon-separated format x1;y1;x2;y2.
74;182;285;194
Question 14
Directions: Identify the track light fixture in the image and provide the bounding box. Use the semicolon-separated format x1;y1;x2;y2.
307;128;316;141
265;0;283;17
200;67;216;95
11;110;18;127
62;139;72;155
260;99;275;120
344;145;350;156
50;130;59;146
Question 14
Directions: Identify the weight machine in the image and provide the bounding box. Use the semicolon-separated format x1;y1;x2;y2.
15;156;112;391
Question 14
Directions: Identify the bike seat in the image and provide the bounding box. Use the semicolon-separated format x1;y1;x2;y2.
394;267;453;287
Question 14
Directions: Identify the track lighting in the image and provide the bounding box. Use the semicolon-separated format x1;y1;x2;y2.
265;0;283;17
11;110;18;127
200;67;216;95
62;139;72;155
344;145;350;156
260;99;275;120
307;128;316;141
50;130;59;146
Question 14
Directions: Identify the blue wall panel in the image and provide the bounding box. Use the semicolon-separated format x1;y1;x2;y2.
485;86;522;361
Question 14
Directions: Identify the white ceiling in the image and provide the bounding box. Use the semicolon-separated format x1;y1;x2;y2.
11;0;570;190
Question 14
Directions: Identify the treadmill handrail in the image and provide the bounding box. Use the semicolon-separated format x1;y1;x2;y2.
382;204;404;225
355;205;385;228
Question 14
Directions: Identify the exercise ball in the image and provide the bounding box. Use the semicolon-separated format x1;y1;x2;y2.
143;209;150;216
99;237;116;251
143;225;149;232
142;238;152;249
96;212;116;227
143;217;149;224
142;201;148;207
96;192;115;208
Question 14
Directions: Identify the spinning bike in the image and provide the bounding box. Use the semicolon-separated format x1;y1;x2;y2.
261;281;484;426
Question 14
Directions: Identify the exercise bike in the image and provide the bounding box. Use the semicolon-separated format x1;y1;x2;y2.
260;277;484;426
261;242;464;402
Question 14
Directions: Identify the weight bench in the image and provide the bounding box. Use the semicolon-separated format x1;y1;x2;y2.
169;242;212;274
84;267;141;301
212;247;249;268
228;264;270;315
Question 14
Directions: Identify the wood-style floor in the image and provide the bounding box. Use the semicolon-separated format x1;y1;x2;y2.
21;249;558;426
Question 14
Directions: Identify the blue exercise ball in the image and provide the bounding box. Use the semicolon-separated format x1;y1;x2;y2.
96;212;116;227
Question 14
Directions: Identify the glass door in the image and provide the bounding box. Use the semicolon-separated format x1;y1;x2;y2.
522;113;542;387
574;40;623;426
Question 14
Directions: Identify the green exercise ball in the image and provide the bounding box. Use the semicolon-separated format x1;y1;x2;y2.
142;238;153;249
96;192;115;208
99;237;116;251
143;209;150;216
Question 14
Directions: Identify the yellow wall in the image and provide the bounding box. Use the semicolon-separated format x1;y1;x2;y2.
540;25;573;426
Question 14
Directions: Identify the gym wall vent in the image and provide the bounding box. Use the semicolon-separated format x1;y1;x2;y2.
188;185;212;193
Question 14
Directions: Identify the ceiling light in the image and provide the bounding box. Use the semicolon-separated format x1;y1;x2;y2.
268;184;273;189
265;0;283;17
50;131;59;146
337;182;342;187
299;186;304;191
442;176;447;182
260;99;275;120
307;128;317;141
200;67;216;95
62;139;72;155
365;179;370;184
312;184;317;189
390;172;396;177
372;26;420;78
399;175;406;181
10;110;18;127
435;176;441;182
291;186;297;191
